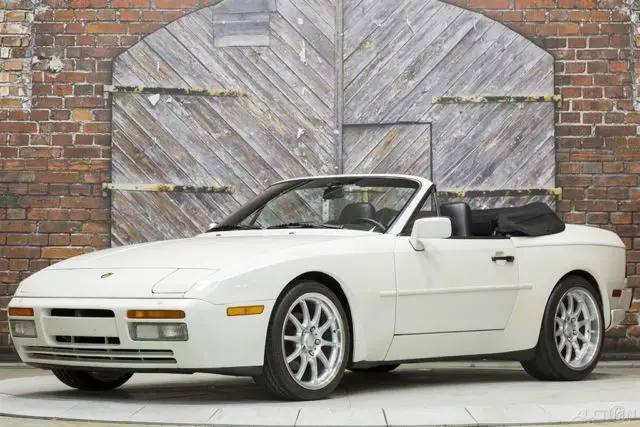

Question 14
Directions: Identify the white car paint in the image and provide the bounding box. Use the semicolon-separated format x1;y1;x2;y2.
8;174;632;374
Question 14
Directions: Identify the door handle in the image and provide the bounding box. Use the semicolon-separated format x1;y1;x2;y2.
492;255;515;263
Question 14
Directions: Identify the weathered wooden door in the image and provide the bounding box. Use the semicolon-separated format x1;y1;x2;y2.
109;0;555;245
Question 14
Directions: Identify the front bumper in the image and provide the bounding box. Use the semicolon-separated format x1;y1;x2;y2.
8;297;274;372
607;287;633;331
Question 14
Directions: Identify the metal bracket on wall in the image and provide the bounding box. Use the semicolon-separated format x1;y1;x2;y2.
102;85;246;99
101;183;236;198
438;188;563;201
432;95;563;108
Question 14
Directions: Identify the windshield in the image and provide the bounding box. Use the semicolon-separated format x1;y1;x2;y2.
213;177;420;233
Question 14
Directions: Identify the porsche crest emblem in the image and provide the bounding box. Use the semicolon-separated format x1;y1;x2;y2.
100;272;114;279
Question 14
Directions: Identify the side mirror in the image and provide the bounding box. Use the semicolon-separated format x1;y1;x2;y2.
207;222;217;231
409;217;452;251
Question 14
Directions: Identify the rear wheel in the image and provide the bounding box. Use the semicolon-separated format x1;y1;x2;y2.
349;364;400;373
255;280;351;400
52;369;133;391
521;275;603;381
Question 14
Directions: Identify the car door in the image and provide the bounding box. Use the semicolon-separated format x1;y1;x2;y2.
393;194;522;336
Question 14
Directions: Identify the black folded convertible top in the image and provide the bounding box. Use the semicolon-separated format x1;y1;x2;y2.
471;202;565;237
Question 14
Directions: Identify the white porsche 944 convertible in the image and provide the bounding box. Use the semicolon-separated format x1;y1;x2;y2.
9;174;631;400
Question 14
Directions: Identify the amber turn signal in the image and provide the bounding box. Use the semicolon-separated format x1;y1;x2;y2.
227;305;264;316
8;307;34;317
127;310;185;319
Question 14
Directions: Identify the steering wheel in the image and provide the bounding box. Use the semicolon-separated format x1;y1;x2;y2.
350;217;388;232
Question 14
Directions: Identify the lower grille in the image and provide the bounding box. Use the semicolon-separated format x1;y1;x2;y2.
55;336;120;345
24;346;176;364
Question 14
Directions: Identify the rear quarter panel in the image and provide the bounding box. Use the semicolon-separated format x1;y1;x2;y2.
508;224;626;350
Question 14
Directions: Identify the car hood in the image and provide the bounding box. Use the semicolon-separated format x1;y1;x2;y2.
14;230;369;299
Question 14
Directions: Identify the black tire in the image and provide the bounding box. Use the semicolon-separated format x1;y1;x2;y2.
52;369;133;391
349;364;400;373
255;280;351;400
521;275;603;381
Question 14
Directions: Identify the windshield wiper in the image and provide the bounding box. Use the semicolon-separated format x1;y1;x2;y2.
267;222;343;229
207;224;263;232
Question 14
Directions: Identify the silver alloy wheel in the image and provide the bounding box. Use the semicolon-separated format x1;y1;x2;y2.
281;292;344;390
554;287;601;370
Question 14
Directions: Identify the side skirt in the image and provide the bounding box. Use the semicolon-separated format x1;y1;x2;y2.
348;348;536;370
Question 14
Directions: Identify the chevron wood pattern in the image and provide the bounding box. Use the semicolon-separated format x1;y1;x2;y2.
110;0;555;245
111;0;336;244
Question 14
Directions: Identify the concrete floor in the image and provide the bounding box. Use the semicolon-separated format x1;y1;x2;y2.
2;362;640;426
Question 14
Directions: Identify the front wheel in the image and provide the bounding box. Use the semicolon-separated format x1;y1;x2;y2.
52;369;133;391
255;280;351;400
521;275;603;381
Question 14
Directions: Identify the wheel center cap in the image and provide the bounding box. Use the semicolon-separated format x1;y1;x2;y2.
303;333;315;349
564;321;577;338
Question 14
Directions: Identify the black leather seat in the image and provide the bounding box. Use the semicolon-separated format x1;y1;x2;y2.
339;202;376;224
439;201;472;237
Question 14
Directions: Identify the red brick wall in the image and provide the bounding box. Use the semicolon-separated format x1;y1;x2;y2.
0;0;639;351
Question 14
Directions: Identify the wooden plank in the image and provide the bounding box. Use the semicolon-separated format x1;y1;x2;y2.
113;100;196;184
212;0;276;14
204;47;336;167
181;11;334;131
114;97;262;227
277;0;334;41
114;96;209;185
344;124;430;176
269;32;333;108
343;0;402;59
181;26;335;165
113;47;185;88
270;13;335;88
121;93;270;197
347;10;479;123
457;37;552;97
344;0;438;82
334;0;343;173
171;96;281;188
213;12;271;47
147;15;332;178
297;0;335;36
111;117;239;236
344;6;464;121
247;46;333;123
378;128;432;177
344;1;446;93
403;27;519;121
143;28;220;87
433;104;554;190
385;19;503;122
112;191;230;245
274;0;335;68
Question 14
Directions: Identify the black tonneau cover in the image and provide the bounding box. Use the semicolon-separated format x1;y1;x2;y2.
471;202;565;237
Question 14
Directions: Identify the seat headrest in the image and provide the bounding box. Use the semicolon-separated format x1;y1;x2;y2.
339;202;376;223
440;201;472;237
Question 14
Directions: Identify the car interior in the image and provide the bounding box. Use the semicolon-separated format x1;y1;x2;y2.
336;200;565;239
